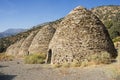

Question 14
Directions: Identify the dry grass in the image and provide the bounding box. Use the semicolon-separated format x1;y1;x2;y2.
0;53;14;61
52;64;62;68
116;48;120;63
81;59;89;67
53;51;112;68
103;46;120;80
24;53;46;64
53;61;80;68
62;62;70;68
88;52;111;65
71;52;111;67
70;60;81;67
53;52;111;68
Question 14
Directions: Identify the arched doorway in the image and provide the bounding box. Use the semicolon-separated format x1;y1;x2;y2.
46;49;52;64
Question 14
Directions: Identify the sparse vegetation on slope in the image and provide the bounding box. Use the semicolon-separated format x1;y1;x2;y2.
0;53;14;61
91;5;120;39
113;36;120;43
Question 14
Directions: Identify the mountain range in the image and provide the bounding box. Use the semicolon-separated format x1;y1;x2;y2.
0;28;26;38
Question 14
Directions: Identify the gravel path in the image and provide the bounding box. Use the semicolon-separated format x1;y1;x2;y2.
0;59;119;80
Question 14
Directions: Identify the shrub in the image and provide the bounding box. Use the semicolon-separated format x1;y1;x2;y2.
53;52;111;68
89;52;111;64
113;37;120;43
24;53;46;64
0;53;14;61
53;64;61;68
70;60;81;67
62;62;70;68
104;20;113;29
53;60;81;68
116;48;120;63
81;59;89;67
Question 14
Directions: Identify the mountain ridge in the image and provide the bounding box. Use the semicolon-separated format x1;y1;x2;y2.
0;28;27;38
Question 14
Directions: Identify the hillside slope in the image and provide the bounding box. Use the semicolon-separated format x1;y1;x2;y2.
91;5;120;39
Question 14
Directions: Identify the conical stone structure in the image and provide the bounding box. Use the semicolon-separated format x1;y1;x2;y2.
6;39;25;56
18;31;38;56
47;6;117;64
28;25;56;54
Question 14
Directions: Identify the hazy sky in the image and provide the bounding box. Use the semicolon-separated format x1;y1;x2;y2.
0;0;120;32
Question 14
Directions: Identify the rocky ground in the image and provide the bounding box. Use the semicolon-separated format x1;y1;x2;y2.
0;59;120;80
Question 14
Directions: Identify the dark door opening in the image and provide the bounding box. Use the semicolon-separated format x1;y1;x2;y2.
46;49;52;64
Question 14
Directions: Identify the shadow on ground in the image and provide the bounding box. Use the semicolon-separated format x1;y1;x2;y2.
0;74;17;80
0;65;8;68
116;75;120;80
0;72;16;80
0;65;17;80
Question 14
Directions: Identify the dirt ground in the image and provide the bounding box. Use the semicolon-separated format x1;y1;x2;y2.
0;59;120;80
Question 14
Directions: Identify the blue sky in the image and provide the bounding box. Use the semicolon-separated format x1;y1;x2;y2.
0;0;120;32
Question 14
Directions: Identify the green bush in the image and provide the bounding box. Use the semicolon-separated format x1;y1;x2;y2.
24;53;46;64
104;20;113;29
107;13;120;39
113;37;120;43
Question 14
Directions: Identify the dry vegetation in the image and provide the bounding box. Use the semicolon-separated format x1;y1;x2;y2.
113;37;120;43
0;53;14;61
92;6;120;39
24;53;46;64
53;52;111;68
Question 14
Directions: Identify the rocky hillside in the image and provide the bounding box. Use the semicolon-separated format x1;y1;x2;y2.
91;5;120;39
